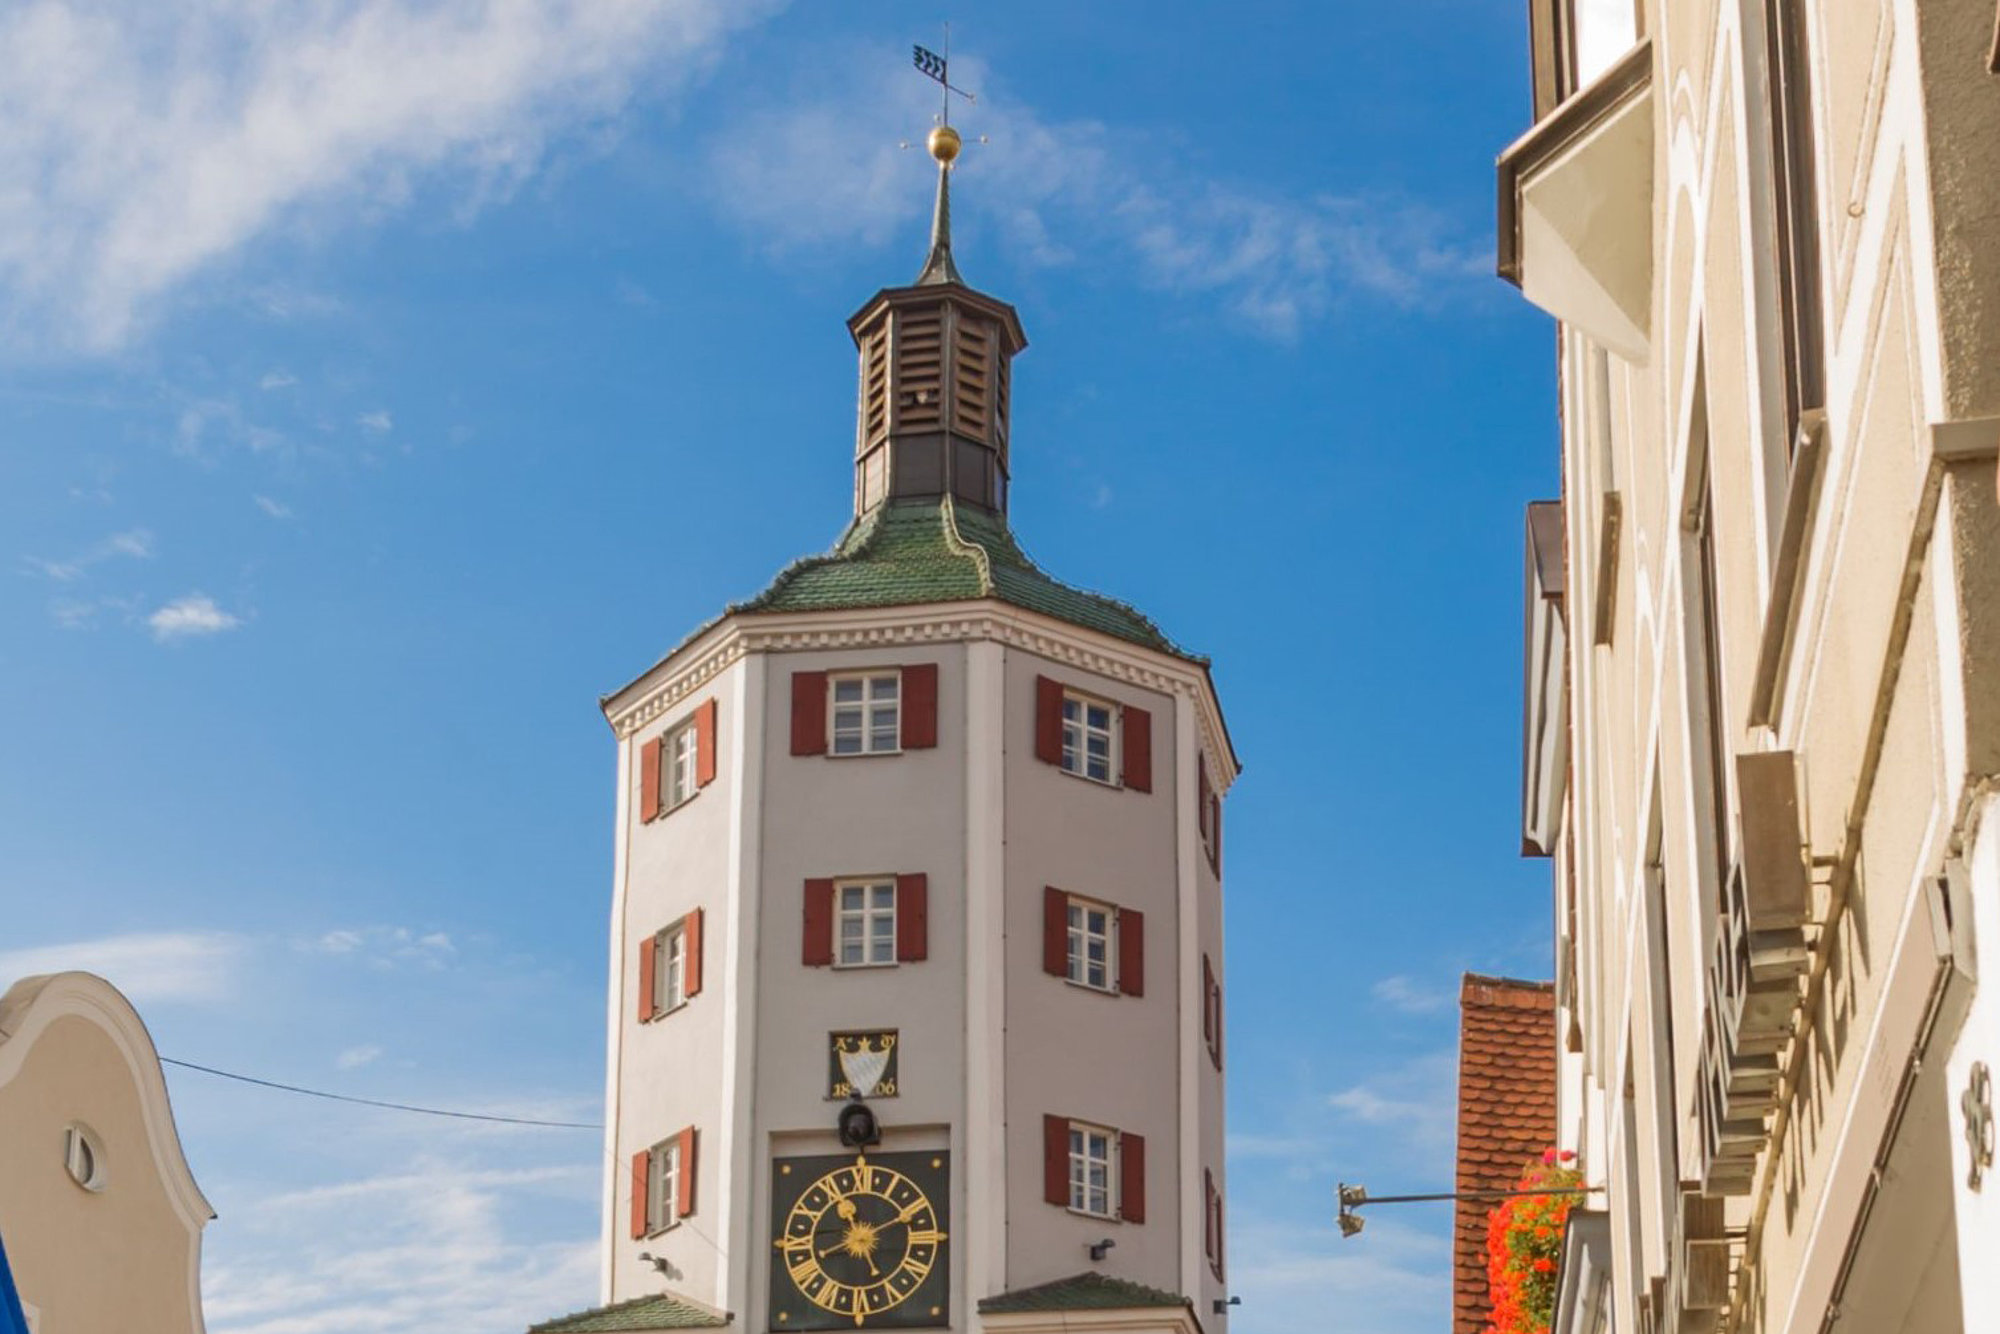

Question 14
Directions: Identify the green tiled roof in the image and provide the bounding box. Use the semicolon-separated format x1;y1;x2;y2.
978;1272;1192;1315
727;499;1201;661
529;1292;728;1333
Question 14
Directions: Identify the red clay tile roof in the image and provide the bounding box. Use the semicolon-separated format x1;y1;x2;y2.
1453;973;1556;1334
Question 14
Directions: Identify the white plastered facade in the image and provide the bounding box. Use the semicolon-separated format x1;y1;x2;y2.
1508;1;2000;1332
597;600;1236;1334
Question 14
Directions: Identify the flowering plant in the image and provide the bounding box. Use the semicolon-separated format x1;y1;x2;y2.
1484;1149;1581;1334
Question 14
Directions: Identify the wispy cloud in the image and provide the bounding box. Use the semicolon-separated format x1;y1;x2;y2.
254;495;294;520
336;1044;384;1071
0;930;245;1005
302;927;457;971
1229;1208;1450;1334
613;276;659;309
176;394;286;458
1327;1050;1459;1157
149;593;243;641
356;410;393;434
0;0;782;352
202;1161;598;1334
47;592;142;631
707;50;1486;339
1372;974;1454;1015
22;527;154;581
258;370;298;391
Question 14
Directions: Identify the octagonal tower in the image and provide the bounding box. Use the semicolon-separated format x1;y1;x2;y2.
563;128;1238;1334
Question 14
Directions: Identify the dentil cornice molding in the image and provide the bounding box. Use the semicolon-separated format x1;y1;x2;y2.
604;602;1239;788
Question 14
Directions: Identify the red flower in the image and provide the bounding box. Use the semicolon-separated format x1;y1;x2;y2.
1482;1150;1583;1334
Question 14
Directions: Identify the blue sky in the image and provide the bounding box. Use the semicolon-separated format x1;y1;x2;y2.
0;3;1557;1331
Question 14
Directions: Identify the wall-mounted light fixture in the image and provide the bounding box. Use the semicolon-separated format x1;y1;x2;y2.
1336;1180;1593;1240
1087;1238;1115;1262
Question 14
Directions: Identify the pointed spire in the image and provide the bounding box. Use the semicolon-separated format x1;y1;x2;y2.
915;124;964;286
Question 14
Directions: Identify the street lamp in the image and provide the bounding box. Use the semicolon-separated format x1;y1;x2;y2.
1336;1180;1591;1240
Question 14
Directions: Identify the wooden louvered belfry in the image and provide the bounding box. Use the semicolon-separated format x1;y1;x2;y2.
847;155;1027;518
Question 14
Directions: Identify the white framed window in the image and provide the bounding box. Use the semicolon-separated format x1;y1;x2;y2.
63;1125;104;1192
1060;693;1116;784
830;673;901;756
1066;899;1114;992
655;923;689;1012
836;880;897;968
649;1137;682;1234
664;719;698;809
1069;1123;1115;1217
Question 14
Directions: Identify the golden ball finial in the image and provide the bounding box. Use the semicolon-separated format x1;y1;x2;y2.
927;124;962;165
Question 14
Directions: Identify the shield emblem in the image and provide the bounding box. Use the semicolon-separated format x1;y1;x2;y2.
838;1035;895;1098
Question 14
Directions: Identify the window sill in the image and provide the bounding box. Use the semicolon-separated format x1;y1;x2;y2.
1063;977;1121;998
826;748;905;760
832;960;900;971
1058;767;1122;790
645;1219;683;1239
654;790;701;821
646;998;691;1023
1066;1206;1120;1224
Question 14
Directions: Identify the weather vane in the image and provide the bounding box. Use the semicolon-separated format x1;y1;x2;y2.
912;25;976;126
905;25;984;285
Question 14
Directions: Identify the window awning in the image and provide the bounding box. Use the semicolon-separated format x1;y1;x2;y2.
1498;42;1655;361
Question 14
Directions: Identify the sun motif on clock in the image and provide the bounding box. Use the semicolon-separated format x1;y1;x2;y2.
769;1151;949;1329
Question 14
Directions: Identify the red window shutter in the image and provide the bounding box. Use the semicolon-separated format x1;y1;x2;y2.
1214;1177;1226;1277
1034;675;1064;765
1042;887;1068;977
695;699;718;787
640;738;662;823
1204;956;1223;1069
896;873;929;962
1213;794;1224;871
1122;706;1152;792
791;671;828;756
638;933;657;1021
1202;956;1215;1043
902;664;939;750
683;908;704;998
1120;1132;1147;1223
1197;755;1213;851
1043;1114;1069;1206
1203;1170;1216;1264
631;1150;650;1239
802;879;835;967
676;1126;698;1218
1118;908;1144;997
1214;971;1225;1070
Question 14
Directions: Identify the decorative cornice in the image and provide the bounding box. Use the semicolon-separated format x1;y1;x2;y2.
603;602;1239;789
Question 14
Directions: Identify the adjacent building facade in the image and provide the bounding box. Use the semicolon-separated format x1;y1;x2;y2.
1504;1;2000;1331
531;128;1237;1334
0;971;214;1334
1451;976;1558;1334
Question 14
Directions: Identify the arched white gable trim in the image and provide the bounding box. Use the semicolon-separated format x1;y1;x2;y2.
0;969;215;1333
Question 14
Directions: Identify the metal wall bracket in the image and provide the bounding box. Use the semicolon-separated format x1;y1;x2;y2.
1964;1062;1994;1190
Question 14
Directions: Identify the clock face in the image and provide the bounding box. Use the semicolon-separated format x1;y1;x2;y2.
769;1151;949;1330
